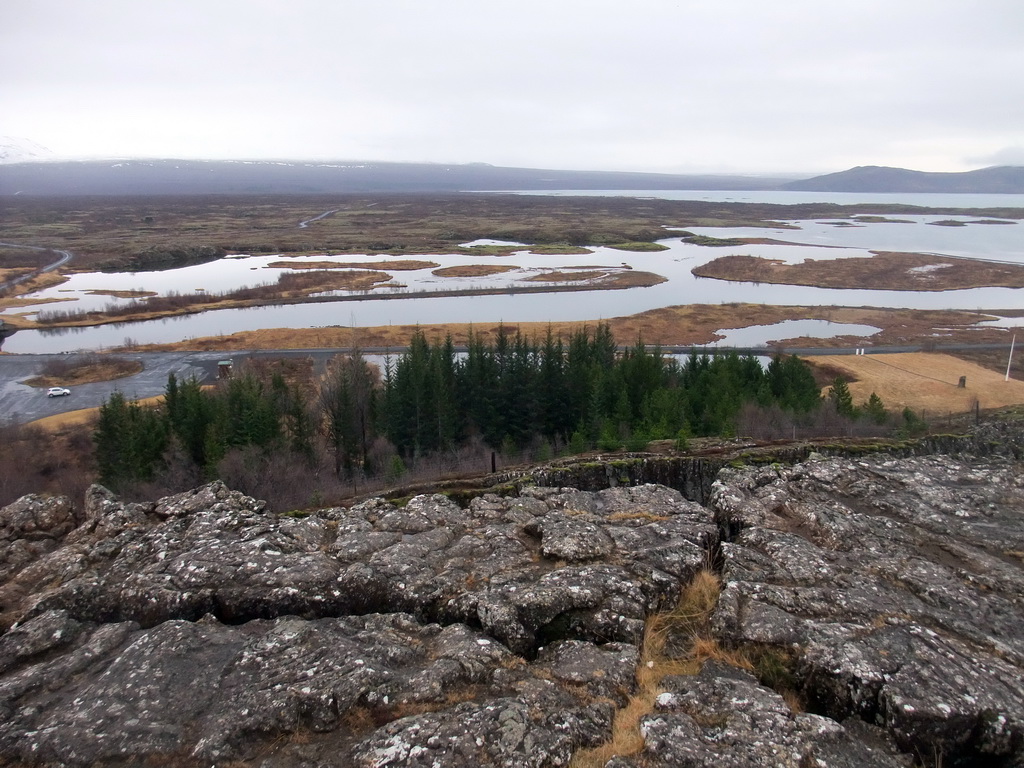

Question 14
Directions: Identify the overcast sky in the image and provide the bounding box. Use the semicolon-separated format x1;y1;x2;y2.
2;0;1023;174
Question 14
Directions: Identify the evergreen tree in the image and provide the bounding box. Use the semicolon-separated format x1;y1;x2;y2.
94;391;168;488
432;334;460;450
165;374;211;468
829;377;856;418
863;392;888;425
768;355;821;412
538;328;569;445
321;357;358;477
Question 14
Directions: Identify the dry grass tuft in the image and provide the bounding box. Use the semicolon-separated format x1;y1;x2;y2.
782;689;804;714
572;568;743;767
575;695;653;765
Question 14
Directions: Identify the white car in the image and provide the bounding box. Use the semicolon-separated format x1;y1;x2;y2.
46;387;71;397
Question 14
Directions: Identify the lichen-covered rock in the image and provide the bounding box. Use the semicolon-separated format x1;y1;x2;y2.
612;660;909;767
0;439;1022;767
708;453;1024;764
0;481;715;765
0;612;580;766
3;483;716;657
0;492;78;581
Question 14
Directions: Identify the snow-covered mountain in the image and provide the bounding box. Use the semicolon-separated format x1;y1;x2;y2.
0;136;54;164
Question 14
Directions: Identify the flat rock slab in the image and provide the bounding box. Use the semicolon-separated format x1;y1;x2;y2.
709;453;1024;764
0;441;1022;766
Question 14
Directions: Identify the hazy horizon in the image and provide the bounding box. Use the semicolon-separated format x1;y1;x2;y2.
3;1;1022;174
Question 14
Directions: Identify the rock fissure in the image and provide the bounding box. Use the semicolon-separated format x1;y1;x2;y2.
0;426;1021;766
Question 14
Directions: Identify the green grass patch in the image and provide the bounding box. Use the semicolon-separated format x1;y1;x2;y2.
606;242;669;252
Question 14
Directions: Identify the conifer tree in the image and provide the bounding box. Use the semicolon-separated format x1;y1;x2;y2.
829;377;856;418
94;391;168;488
863;392;888;425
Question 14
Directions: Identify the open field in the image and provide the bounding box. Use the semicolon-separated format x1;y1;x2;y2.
27;406;101;431
692;251;1024;291
807;352;1024;413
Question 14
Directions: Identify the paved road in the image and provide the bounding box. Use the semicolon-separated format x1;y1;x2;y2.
0;242;72;292
0;352;225;425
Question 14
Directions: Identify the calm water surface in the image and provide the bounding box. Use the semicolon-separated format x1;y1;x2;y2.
3;198;1021;354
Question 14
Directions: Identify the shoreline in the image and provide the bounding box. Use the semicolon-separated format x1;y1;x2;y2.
102;303;1011;354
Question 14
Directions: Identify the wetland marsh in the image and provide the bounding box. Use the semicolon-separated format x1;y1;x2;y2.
1;193;1022;353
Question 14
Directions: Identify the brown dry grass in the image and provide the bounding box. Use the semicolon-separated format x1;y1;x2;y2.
275;269;395;295
808;352;1024;413
0;273;77;320
572;570;739;767
7;271;69;293
28;394;168;431
24;390;219;431
83;289;158;298
27;407;102;431
127;304;1006;354
693;251;1024;291
0;272;73;317
0;267;30;283
431;264;519;278
25;358;143;388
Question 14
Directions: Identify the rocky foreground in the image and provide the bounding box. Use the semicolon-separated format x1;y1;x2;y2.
0;431;1022;767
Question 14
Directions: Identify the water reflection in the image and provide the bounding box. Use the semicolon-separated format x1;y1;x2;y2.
3;210;1021;354
712;319;880;346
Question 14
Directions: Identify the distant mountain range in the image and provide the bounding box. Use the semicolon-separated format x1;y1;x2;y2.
0;159;786;196
1;157;1022;196
782;165;1024;194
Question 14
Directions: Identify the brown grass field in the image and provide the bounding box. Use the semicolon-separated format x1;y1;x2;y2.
124;304;1008;354
808;353;1024;413
693;251;1024;291
431;264;519;278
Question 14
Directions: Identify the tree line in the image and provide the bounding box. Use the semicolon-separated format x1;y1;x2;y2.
93;325;889;507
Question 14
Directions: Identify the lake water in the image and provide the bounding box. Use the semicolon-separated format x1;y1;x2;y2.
2;197;1022;354
513;189;1024;209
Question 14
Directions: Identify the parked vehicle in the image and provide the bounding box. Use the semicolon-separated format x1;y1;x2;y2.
46;387;71;397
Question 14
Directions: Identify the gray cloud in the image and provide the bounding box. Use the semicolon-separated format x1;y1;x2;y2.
973;146;1024;167
2;0;1022;173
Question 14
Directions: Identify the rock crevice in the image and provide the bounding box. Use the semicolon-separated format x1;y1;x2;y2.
0;429;1022;766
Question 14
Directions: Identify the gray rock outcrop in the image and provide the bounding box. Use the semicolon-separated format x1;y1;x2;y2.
0;435;1021;766
709;453;1024;765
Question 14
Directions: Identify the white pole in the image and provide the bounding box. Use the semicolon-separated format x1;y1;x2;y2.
1007;335;1016;382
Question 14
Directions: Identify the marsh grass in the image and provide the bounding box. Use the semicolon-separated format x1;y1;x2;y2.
693;251;1024;291
2;193;864;272
431;264;519;278
606;242;670;252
